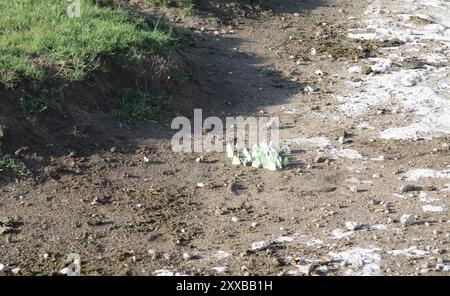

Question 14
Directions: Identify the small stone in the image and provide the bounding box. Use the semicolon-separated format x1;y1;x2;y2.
419;268;430;274
422;205;444;212
251;222;259;228
345;221;362;231
0;226;15;235
43;253;49;260
376;155;389;161
251;241;270;251
371;198;382;205
362;65;373;75
148;249;160;260
400;214;416;226
338;136;349;144
314;155;328;163
143;156;150;163
14;146;29;157
318;265;329;274
192;30;203;38
231;216;241;223
349;185;359;193
271;257;283;267
182;253;193;261
400;184;421;193
293;258;314;275
10;267;20;275
348;66;362;74
304;85;316;94
0;125;6;139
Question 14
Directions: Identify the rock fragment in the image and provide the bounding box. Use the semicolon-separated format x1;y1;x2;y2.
0;125;6;139
251;241;270;251
400;184;421;193
400;214;416;226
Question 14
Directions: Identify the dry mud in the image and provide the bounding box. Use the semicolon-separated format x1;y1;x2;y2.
0;0;449;276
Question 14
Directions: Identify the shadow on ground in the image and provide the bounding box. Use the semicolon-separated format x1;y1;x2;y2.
0;0;327;183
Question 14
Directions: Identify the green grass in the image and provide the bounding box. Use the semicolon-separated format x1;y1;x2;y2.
0;0;174;88
117;89;164;122
0;152;31;177
21;89;58;114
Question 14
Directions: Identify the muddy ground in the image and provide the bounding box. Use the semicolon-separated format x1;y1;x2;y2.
0;0;449;276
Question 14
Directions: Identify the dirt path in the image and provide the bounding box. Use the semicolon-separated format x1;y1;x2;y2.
1;0;449;276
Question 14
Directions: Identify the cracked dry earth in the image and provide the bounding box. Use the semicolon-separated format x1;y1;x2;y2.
1;0;450;276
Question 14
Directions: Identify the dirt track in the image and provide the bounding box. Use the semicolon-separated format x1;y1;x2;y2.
0;0;449;275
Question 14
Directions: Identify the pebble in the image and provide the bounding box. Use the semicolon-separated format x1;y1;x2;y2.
345;221;362;231
314;70;324;76
251;241;270;251
14;146;29;157
400;184;421;193
148;249;160;260
349;185;359;193
304;85;316;94
400;214;416;226
251;222;259;228
231;216;241;223
348;65;362;73
192;30;203;38
182;253;193;261
338;136;349;144
318;265;329;274
11;267;21;275
314;155;328;163
0;125;6;139
293;259;314;275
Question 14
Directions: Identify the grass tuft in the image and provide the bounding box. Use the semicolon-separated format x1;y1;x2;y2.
21;90;58;114
117;89;165;122
0;152;31;178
